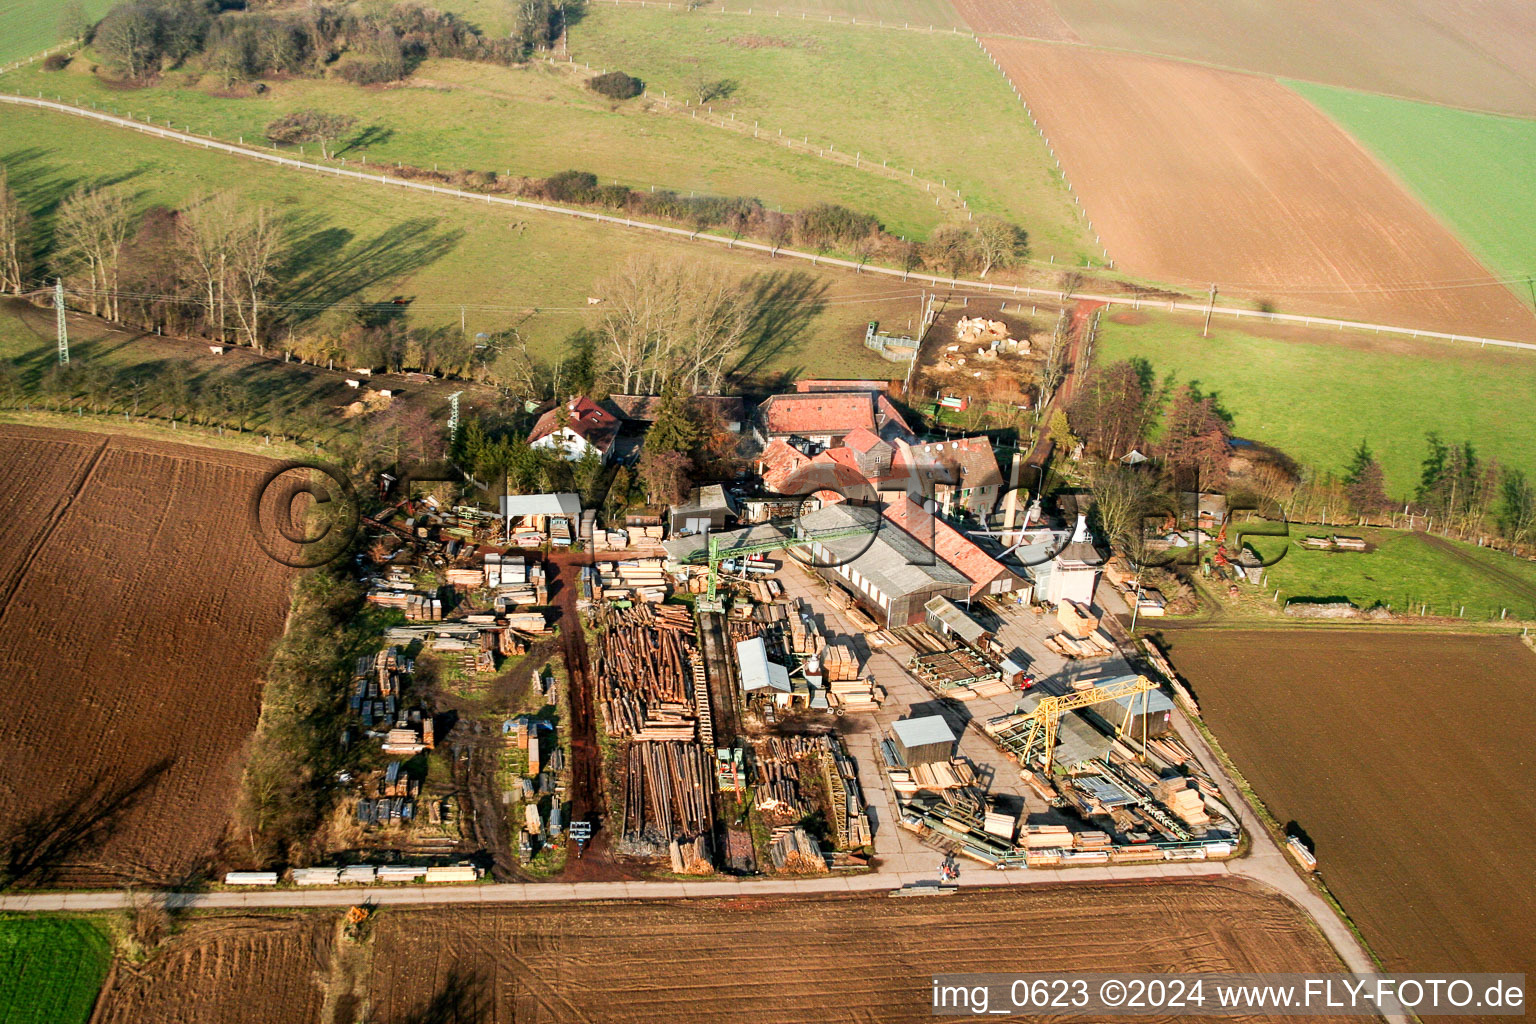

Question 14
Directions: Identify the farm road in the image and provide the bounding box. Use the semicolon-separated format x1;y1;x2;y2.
3;92;1535;355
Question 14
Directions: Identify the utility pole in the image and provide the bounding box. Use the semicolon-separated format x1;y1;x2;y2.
1202;283;1217;338
460;305;466;339
54;279;68;365
447;390;464;442
1527;276;1535;312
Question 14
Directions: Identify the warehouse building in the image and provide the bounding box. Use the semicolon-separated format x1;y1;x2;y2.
798;503;970;628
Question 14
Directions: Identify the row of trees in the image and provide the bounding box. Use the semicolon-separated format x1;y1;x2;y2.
91;0;532;84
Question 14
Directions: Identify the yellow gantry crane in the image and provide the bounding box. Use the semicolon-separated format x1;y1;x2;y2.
1005;674;1158;774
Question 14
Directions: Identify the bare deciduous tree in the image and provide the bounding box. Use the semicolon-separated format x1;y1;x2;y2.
228;203;283;351
177;191;239;341
55;185;131;320
596;256;754;396
970;215;1028;277
0;165;29;295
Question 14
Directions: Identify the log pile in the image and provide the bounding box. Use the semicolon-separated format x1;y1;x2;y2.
624;741;714;842
595;604;699;738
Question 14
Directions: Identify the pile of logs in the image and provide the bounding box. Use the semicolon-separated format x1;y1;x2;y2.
624;741;714;843
595;604;699;738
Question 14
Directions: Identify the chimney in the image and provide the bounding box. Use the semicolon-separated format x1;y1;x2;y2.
1072;513;1090;544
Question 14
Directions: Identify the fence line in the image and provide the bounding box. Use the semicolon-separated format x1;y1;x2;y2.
4;92;1536;355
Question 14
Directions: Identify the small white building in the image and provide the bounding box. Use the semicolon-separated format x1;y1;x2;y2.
736;637;793;707
1046;514;1104;607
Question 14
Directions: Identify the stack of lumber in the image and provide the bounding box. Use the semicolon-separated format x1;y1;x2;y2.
504;611;548;633
908;759;974;790
983;807;1018;841
624;741;714;843
1072;830;1112;851
745;578;782;604
1021;823;1071;850
403;594;443;621
1055;600;1100;639
1111;845;1164;864
445;567;485;588
826;677;883;712
820;639;862;681
1155;779;1210;827
383;726;427;755
1043;630;1117;659
867;629;900;647
788;607;825;657
596;558;671;601
590;528;630;551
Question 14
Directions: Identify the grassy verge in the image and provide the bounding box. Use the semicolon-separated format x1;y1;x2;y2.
0;915;111;1024
567;5;1090;259
0;106;909;377
1092;308;1536;493
1290;81;1536;293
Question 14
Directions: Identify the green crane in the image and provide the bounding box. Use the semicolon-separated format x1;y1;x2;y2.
698;520;875;613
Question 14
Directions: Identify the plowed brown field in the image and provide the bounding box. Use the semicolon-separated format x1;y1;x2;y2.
0;425;296;886
1166;629;1536;996
95;915;334;1024
986;0;1536;118
90;882;1349;1023
983;38;1536;341
948;0;1076;40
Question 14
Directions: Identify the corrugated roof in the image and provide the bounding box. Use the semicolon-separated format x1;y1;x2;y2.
891;715;955;749
924;595;990;644
500;493;582;518
736;637;791;692
799;503;969;595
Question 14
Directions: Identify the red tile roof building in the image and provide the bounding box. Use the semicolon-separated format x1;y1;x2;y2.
528;396;620;462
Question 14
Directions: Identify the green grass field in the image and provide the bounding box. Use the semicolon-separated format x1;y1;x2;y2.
0;916;111;1024
566;5;1089;259
1290;81;1536;295
0;0;111;64
1244;527;1536;620
0;105;907;376
1092;310;1536;495
1;4;1089;257
1;55;947;238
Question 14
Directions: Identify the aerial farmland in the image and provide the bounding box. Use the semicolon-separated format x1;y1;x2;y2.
1;0;1534;1017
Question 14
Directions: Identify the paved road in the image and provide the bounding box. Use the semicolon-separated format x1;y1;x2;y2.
0;858;1245;913
3;92;1534;354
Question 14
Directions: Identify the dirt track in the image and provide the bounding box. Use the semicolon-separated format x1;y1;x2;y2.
90;881;1352;1023
983;38;1536;341
0;425;295;886
1167;629;1536;1008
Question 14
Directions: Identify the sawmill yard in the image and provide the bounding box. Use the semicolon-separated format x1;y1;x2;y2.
0;425;296;886
82;882;1349;1023
1165;630;1536;986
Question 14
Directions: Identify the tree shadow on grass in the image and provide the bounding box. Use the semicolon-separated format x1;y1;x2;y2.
726;270;828;383
276;217;464;326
